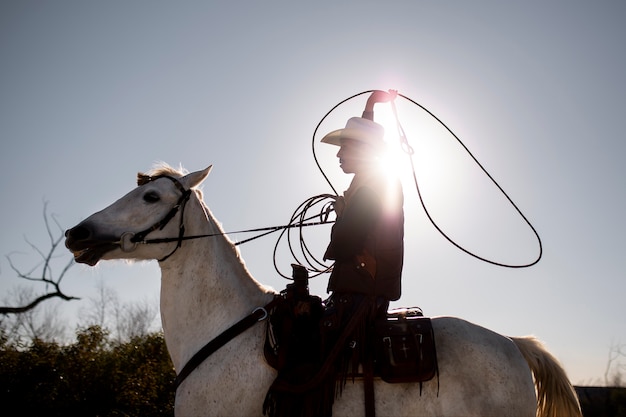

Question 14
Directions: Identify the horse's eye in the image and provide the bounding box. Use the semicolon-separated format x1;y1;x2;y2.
143;191;160;203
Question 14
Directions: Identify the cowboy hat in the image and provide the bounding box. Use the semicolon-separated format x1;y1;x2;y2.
321;117;385;150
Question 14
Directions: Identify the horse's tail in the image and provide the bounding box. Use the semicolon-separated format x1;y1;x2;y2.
511;336;582;417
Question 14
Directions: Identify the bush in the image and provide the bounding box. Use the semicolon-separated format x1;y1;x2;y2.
0;326;175;417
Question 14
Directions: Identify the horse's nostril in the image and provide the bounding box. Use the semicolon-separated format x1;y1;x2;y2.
67;225;91;241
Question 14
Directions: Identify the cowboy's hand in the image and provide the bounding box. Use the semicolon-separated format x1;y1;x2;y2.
333;196;346;218
368;89;398;104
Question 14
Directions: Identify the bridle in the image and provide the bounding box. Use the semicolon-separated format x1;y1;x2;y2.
118;175;192;262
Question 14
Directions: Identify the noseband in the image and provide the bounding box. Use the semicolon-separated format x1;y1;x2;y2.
119;175;192;262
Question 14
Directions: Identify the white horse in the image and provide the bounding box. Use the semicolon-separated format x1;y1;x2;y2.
65;164;582;417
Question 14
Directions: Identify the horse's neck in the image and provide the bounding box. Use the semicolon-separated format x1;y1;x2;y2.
158;200;274;369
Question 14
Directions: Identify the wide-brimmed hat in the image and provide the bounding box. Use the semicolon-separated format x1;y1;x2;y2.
321;117;385;150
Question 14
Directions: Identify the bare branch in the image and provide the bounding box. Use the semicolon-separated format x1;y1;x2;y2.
0;202;78;315
0;290;76;315
604;339;626;386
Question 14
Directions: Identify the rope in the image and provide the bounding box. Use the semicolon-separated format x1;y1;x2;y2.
393;94;542;268
311;90;542;269
272;194;337;279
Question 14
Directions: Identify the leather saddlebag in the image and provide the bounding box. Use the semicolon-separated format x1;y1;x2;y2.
374;315;437;383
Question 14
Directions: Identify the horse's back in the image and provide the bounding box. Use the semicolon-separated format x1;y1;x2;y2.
431;316;535;415
332;316;536;417
176;315;536;417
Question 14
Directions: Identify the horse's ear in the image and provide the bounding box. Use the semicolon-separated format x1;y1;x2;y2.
181;165;212;189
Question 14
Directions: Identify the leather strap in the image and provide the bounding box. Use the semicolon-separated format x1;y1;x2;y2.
175;296;281;388
363;357;375;417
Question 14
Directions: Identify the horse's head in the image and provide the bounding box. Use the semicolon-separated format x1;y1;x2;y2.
65;164;212;266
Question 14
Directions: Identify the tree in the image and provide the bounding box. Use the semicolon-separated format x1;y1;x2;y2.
0;287;67;344
79;280;159;342
0;204;174;415
605;340;626;387
0;202;78;315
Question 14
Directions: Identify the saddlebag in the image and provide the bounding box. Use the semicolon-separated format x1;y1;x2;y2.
374;309;438;384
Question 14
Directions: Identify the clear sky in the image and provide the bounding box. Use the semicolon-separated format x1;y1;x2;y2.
1;1;624;385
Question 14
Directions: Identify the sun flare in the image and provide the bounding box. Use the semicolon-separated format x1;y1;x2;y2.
375;104;416;182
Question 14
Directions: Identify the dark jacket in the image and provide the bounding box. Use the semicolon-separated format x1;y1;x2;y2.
324;172;404;301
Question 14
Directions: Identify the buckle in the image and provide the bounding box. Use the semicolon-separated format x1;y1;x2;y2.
253;307;268;321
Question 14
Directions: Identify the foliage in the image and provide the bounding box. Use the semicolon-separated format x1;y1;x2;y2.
0;325;175;417
576;386;626;417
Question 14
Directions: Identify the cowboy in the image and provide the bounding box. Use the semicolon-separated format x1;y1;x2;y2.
322;90;404;306
263;90;404;417
316;90;405;416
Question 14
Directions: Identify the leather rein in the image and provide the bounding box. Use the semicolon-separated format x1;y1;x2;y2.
115;175;330;261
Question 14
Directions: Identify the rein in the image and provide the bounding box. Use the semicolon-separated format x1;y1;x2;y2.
139;220;331;247
115;175;332;260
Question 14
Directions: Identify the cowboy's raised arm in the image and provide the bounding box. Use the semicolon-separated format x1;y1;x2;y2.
362;89;398;120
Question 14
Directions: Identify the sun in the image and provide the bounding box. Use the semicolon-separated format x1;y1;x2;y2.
373;98;456;191
378;141;412;179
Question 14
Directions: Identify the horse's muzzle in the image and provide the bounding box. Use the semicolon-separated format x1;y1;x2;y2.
65;223;119;266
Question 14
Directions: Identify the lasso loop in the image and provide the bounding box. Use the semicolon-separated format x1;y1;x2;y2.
306;90;542;271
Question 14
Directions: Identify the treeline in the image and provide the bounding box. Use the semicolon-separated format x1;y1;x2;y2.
0;325;175;417
576;386;626;417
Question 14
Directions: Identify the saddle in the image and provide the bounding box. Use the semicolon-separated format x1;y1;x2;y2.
262;266;438;417
263;297;438;417
264;302;438;386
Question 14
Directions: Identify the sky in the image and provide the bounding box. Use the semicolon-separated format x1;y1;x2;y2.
1;1;625;385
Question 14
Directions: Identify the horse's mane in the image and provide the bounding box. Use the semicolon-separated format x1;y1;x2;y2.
136;162;207;202
135;162;246;260
137;162;187;186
